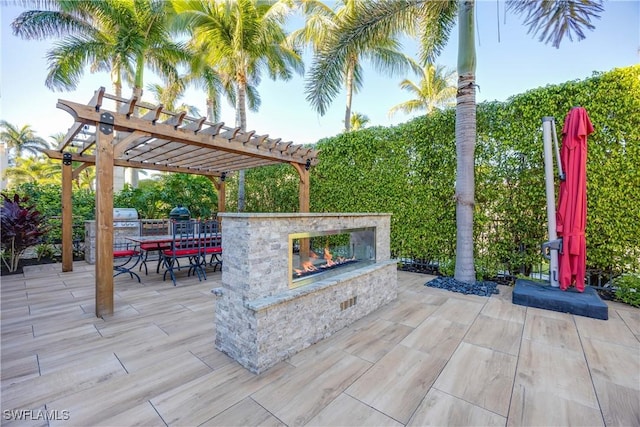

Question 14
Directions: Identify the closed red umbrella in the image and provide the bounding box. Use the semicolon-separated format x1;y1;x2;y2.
556;107;594;292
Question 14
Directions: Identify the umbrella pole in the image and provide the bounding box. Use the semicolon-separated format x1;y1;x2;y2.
542;117;560;287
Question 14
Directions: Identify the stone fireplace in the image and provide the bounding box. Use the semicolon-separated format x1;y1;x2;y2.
214;213;397;373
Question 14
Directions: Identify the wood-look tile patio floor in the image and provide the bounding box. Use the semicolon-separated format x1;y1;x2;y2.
1;262;638;426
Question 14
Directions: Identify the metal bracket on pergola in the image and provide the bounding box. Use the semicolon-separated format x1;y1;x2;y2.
44;87;320;317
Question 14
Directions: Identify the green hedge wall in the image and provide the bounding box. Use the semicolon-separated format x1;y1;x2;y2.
241;65;640;277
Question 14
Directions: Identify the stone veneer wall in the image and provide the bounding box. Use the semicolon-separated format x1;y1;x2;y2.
214;213;397;374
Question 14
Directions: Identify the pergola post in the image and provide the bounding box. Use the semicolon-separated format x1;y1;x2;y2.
95;113;115;317
61;153;73;272
209;174;226;214
293;162;310;213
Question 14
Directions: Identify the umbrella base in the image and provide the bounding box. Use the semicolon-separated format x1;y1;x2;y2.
513;279;608;320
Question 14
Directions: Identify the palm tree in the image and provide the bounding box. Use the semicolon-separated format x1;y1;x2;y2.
11;0;190;98
308;0;603;284
295;0;415;131
3;156;60;187
0;121;50;164
348;112;370;131
388;61;456;117
172;0;304;211
146;80;201;117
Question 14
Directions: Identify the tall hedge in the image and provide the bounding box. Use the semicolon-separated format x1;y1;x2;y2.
244;66;640;276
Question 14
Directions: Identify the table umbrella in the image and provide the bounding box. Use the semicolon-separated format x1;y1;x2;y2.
556;107;594;292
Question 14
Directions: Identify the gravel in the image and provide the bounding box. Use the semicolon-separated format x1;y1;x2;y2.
425;276;499;296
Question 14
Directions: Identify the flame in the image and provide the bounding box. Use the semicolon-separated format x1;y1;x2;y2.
323;247;335;266
295;260;318;276
309;250;319;259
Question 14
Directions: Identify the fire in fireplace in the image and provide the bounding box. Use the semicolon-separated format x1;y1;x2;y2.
289;227;376;288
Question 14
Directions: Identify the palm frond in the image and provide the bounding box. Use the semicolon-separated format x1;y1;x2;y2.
507;0;604;48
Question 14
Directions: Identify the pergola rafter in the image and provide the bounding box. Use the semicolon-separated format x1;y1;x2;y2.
44;87;319;317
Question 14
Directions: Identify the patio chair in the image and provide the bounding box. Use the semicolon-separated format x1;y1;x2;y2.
138;219;171;275
113;242;141;282
160;220;203;286
199;219;223;274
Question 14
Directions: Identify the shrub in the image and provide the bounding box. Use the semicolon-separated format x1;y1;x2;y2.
612;273;640;307
35;243;58;261
0;193;48;272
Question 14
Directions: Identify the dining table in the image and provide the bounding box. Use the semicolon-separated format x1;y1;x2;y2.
126;233;223;281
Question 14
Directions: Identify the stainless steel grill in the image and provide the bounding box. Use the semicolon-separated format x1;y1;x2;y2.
114;208;139;229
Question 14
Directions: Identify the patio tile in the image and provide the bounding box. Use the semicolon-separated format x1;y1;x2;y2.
433;341;516;416
200;397;285;426
1;352;126;410
47;352;212;426
575;312;640;348
400;315;468;359
378;298;439;327
581;337;640;391
346;344;447;424
306;393;403;426
92;402;166;427
252;347;371;426
2;263;639;427
508;386;604;426
512;339;599;412
407;388;506;426
591;376;640;427
152;361;293;426
522;311;582;352
339;318;413;363
480;295;526;323
616;307;640;338
431;297;485;325
0;354;40;384
463;314;523;355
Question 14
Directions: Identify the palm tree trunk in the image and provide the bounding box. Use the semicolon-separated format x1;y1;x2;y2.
454;0;477;284
236;79;248;212
344;59;355;132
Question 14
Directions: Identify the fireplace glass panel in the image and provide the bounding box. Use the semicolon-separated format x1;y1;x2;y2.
290;227;376;288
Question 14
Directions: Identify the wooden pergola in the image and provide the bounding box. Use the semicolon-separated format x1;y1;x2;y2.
44;87;319;317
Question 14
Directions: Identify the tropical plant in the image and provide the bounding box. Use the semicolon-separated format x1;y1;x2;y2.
612;273;640;308
296;0;415;131
348;112;370;131
388;61;456;117
146;80;201;117
0;193;48;272
307;0;604;283
3;156;60;187
0;120;49;164
172;0;304;211
11;0;190;98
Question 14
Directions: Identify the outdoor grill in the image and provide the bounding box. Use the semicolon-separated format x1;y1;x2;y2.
169;205;190;221
113;208;140;229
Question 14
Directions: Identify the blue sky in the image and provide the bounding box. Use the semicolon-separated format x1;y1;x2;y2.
1;1;638;146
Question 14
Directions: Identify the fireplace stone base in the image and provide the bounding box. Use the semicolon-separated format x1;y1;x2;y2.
214;213;397;374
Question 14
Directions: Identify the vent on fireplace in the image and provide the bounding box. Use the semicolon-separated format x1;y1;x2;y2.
340;296;357;310
289;227;375;288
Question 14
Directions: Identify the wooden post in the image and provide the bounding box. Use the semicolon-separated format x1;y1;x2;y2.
207;174;226;214
292;163;311;262
95;113;115;317
292;163;310;213
218;174;226;213
61;153;73;272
